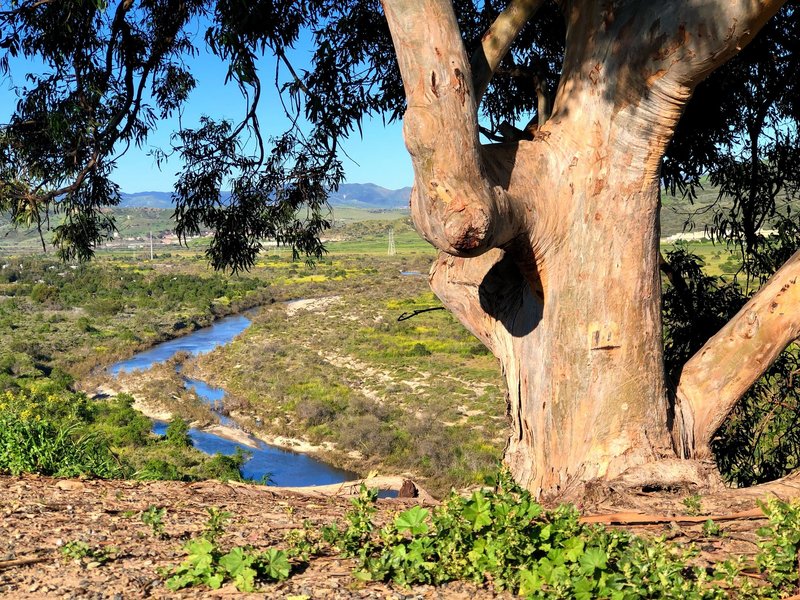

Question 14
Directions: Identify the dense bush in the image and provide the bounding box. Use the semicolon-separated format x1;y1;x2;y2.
7;257;268;319
0;365;246;483
166;416;193;448
0;383;121;478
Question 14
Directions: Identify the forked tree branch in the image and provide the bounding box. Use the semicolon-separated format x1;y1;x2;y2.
674;249;800;458
381;0;520;257
470;0;545;102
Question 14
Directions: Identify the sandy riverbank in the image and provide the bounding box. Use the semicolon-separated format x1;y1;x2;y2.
91;383;333;455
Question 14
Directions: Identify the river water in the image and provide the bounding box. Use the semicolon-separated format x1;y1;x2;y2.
108;313;355;487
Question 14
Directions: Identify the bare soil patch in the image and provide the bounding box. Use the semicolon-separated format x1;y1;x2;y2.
0;475;508;599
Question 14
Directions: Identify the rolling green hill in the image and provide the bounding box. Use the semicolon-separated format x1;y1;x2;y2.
2;183;798;256
661;184;799;239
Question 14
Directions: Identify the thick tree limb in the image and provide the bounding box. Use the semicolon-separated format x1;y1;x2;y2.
381;0;520;257
470;0;545;101
661;0;787;86
675;249;800;458
551;0;786;164
532;73;550;125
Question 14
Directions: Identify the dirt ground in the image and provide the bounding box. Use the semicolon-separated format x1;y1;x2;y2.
0;475;512;599
0;475;777;599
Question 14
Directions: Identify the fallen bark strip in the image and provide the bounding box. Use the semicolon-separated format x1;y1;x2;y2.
0;556;50;570
580;508;765;525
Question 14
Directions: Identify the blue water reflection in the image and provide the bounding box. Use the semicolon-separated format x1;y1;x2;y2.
108;315;252;375
152;421;355;486
107;311;358;487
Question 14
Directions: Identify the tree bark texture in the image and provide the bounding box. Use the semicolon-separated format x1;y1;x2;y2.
382;0;788;497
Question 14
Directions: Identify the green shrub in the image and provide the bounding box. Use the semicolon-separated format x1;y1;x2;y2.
294;397;340;426
165;417;193;448
0;351;40;377
30;283;58;304
136;458;183;481
194;449;248;482
76;316;95;333
407;343;432;357
0;412;123;478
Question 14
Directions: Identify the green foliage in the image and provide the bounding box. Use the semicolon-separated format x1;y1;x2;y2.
755;499;800;593
702;520;721;537
76;316;94;333
0;384;123;479
59;540;114;565
314;475;800;599
0;369;247;484
662;244;800;487
683;494;704;517
135;458;182;481
30;283;58;304
407;342;432;357
166;509;291;593
202;507;232;546
141;505;167;539
193;448;248;482
154;482;800;598
165;416;192;448
284;521;324;563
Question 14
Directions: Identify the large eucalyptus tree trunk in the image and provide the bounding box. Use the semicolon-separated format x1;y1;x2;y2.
382;0;793;498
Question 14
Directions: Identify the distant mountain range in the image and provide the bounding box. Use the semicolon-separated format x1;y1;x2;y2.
119;183;412;210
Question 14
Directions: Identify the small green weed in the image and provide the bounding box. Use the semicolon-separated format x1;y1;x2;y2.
202;507;231;545
285;521;323;562
141;505;167;538
166;508;291;593
702;519;721;537
59;540;114;566
683;493;704;516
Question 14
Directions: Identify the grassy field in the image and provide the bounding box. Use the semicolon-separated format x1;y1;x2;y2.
0;240;509;494
0;198;765;495
181;258;507;495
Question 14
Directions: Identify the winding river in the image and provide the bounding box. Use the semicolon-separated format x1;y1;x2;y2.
108;312;356;487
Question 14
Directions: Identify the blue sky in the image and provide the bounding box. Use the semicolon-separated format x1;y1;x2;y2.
0;34;414;194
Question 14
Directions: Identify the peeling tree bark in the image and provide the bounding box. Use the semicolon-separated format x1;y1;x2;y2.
675;250;800;459
382;0;788;498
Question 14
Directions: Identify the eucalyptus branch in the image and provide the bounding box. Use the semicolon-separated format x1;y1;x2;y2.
470;0;544;102
38;152;99;204
0;0;58;17
479;125;505;142
659;252;693;314
277;49;310;96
